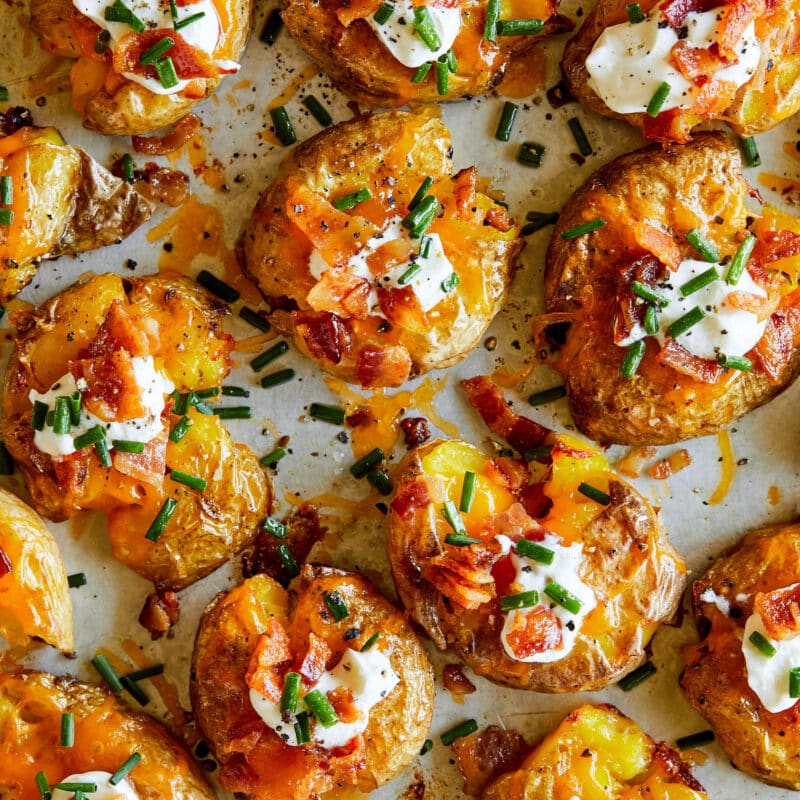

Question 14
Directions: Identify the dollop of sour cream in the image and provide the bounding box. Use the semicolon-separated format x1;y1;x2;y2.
743;591;800;713
586;9;761;115
29;357;175;458
495;533;597;664
367;0;461;68
250;647;399;748
51;772;138;800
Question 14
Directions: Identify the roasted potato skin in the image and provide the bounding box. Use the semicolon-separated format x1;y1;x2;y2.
542;133;800;445
681;521;800;790
0;127;151;301
387;438;685;692
0;670;215;800
191;565;434;799
241;108;522;387
561;0;800;139
0;487;74;654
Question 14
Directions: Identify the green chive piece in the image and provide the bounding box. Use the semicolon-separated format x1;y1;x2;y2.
32;400;48;431
528;386;565;406
618;661;656;691
740;135;761;168
518;141;545;168
68;572;87;588
308;403;346;425
441;499;466;534
679;266;719;297
0;440;12;475
73;425;105;450
110;752;142;785
408;176;434;211
398;263;422;286
676;730;715;750
144;498;178;542
411;62;432;83
361;631;381;651
169;415;192;443
333;187;371;211
302;95;333;127
277;543;299;577
0;209;13;226
174;11;205;29
626;1;644;21
35;771;51;800
500;590;540;611
578;481;611;505
560;218;605;239
261;516;287;538
643;303;659;335
52;784;97;793
373;1;394;23
445;533;482;546
172;391;190;416
420;738;433;755
194;387;220;399
251;340;289;371
620;339;646;378
668;306;705;339
419;236;432;258
544;581;582;613
94;438;112;468
260;8;283;44
630;280;669;307
140;36;174;66
789;667;800;698
68;391;81;425
749;630;777;657
281;672;302;713
91;654;124;693
646;81;671;117
169;469;207;492
717;353;752;372
495;101;518;142
260;368;296;389
52;397;71;435
104;0;145;31
215;405;252;419
367;467;394;496
441;719;478;746
120;675;150;706
484;0;500;40
239;306;270;331
190;394;215;415
0;175;13;205
413;6;441;50
436;56;449;96
324;590;349;621
60;712;74;747
196;269;240;303
515;539;555;564
350;447;385;478
441;272;459;293
270;106;297;146
685;228;720;262
260;447;288;468
124;663;164;681
155;56;179;90
446;48;457;72
111;439;145;454
223;385;250;397
567;117;592;156
0;87;7;103
95;29;111;52
497;18;544;35
459;471;477;513
294;711;311;743
169;0;177;19
304;689;339;726
726;234;756;285
403;193;438;238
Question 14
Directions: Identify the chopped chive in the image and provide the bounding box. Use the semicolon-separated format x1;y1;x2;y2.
497;18;544;35
109;753;142;785
524;444;553;461
726;234;756;285
333;187;371;211
515;539;555;564
251;340;289;371
324;590;349;621
124;663;164;681
413;6;441;50
222;385;250;397
441;719;478;746
420;738;433;755
367;467;394;495
294;711;311;743
120;675;150;706
402;194;438;237
196;269;240;303
567;117;592;156
270;106;297;146
500;590;539;611
373;1;394;23
495;101;518;142
94;438;112;468
518;141;545;167
790;667;800;698
304;689;339;726
261;516;287;538
169;415;192;443
0;209;13;226
717;353;752;371
260;8;283;44
260;447;288;467
111;439;145;454
445;533;482;546
239;306;270;331
668;306;705;339
578;481;610;505
408;176;434;211
281;672;302;713
419;236;432;258
544;581;582;613
35;771;51;800
277;543;299;577
169;0;177;18
620;339;646;378
155;56;179;90
740;135;761;168
0;175;12;205
194;387;220;399
95;28;111;52
361;631;381;651
73;425;105;450
749;630;777;657
215;405;251;419
560;218;605;239
169;469;207;492
308;403;346;424
528;386;565;406
174;10;205;29
676;730;715;750
32;400;48;431
411;62;432;83
630;280;669;307
68;572;87;588
351;448;385;478
52;784;97;793
172;391;190;416
398;263;421;285
191;396;214;415
91;653;124;693
441;272;459;293
685;228;720;262
459;471;477;513
302;95;332;127
643;303;659;335
484;0;500;40
618;661;656;690
446;48;457;72
52;397;71;435
441;499;466;534
0;87;7;103
104;0;145;31
260;368;295;389
436;56;449;95
646;81;671;117
144;498;178;542
139;36;174;66
68;391;81;425
60;712;74;747
626;2;644;22
679;266;719;297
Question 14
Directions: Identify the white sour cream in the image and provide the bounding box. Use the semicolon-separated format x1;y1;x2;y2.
250;647;399;749
699;587;730;616
51;772;138;800
367;0;461;68
586;10;761;115
743;596;800;713
29;357;174;458
495;533;597;664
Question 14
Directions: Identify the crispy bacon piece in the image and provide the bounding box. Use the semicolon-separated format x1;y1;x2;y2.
132;114;202;156
485;457;530;494
648;448;692;479
71;350;148;421
306;269;372;319
659;0;717;28
642;107;694;143
451;725;528;797
519;482;553;518
443;664;476;695
245;617;293;702
461;376;550;455
632;225;681;271
617;445;658;478
753;310;797;381
453;167;478;222
390;478;431;521
295;632;331;685
479;502;543;541
656;340;725;383
424;544;498;610
113;431;167;486
689;79;738;117
85;301;150;359
138;590;180;640
652;743;708;792
726;289;780;321
615;255;662;345
356;345;412;388
752;229;800;266
378;286;428;333
754;584;800;641
505;606;562;659
671;42;727;82
293;310;351;365
717;0;764;60
400;416;431;448
328;686;362;724
485;206;515;233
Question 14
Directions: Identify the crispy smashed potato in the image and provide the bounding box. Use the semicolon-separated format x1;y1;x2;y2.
191;566;434;799
0;670;215;799
1;272;270;591
0;125;151;302
541;133;800;445
0;487;73;654
681;520;800;789
240;107;523;388
482;704;709;799
387;437;685;692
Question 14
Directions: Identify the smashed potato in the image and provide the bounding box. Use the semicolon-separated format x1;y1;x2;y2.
1;272;271;591
191;566;434;799
240;107;523;388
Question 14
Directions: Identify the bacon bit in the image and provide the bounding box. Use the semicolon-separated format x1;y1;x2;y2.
485;206;515;233
132;113;202;156
754;585;800;641
505;606;562;659
112;430;167;486
356;345;412;389
688;79;737;118
443;664;476;695
671;42;726;82
753;311;796;382
71;351;148;421
479;502;543;541
328;686;362;724
717;0;764;60
306;269;372;319
648;448;692;480
390;478;431;521
451;725;528;797
485;457;530;494
652;743;707;792
642;107;694;143
453;167;478;223
617;445;658;478
245;617;293;702
295;632;331;685
615;255;662;345
632;225;680;271
460;376;550;455
726;290;780;321
656;340;725;383
85;300;150;359
659;0;717;28
293;310;351;365
336;0;382;26
52;448;91;498
400;416;431;448
549;440;597;460
0;547;11;578
519;482;553;519
378;286;429;333
423;562;495;610
752;229;800;266
131;163;190;207
138;590;180;640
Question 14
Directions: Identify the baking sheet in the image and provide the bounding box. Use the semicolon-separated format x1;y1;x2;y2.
1;0;800;795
